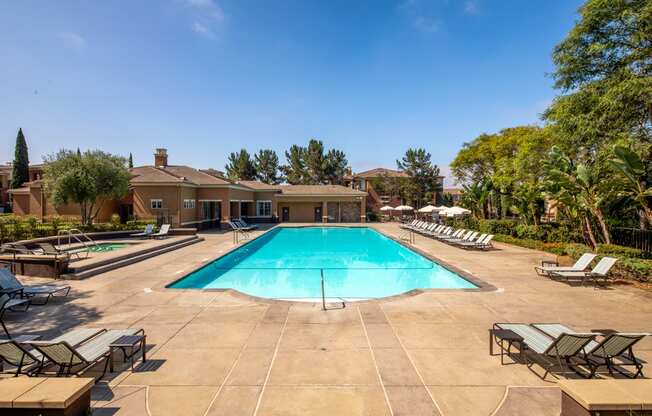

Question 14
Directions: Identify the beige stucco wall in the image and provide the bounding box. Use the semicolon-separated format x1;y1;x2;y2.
132;185;183;224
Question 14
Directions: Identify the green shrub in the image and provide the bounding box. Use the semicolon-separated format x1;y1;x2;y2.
596;244;652;259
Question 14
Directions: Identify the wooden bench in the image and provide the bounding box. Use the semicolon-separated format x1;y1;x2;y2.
559;379;652;415
0;377;93;416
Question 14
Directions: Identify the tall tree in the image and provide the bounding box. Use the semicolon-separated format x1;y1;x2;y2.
304;139;327;184
396;148;441;207
10;128;29;189
254;149;281;184
610;145;652;228
225;149;257;180
43;150;131;225
281;145;307;185
324;149;348;185
128;153;134;168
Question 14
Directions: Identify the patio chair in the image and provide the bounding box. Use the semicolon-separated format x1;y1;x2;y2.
227;220;252;234
532;323;648;379
0;268;71;306
400;220;418;229
37;242;87;260
493;323;596;379
550;257;618;287
130;224;154;238
236;218;258;230
428;226;452;238
453;233;486;247
416;223;436;234
151;224;171;239
534;253;597;277
29;328;145;378
0;294;30;338
234;219;256;231
440;230;470;242
471;234;494;250
447;231;479;245
0;328;104;376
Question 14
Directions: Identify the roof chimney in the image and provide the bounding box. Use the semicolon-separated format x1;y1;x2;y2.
154;148;168;167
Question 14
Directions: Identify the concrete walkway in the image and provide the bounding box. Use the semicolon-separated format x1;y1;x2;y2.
4;223;651;415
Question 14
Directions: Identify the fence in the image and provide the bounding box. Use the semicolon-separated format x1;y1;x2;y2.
611;227;652;253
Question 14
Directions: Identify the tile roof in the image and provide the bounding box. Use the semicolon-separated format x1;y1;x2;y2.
353;168;408;178
129;165;233;186
277;184;366;196
236;181;282;190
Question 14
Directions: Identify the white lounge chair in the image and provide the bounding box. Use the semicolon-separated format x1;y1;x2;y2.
534;253;597;277
131;224;154;238
550;257;618;287
151;224;170;239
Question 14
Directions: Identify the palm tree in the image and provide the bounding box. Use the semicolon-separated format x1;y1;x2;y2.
610;145;652;229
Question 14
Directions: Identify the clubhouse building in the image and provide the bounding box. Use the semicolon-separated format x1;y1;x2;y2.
9;149;367;227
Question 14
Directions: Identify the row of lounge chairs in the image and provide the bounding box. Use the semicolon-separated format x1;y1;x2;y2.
401;221;494;250
0;327;145;377
534;253;618;287
493;322;648;379
0;268;72;337
0;268;147;379
130;223;170;239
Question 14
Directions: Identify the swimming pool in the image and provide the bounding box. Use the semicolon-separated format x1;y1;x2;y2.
169;227;477;299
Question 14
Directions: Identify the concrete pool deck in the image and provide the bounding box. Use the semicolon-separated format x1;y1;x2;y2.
3;223;652;415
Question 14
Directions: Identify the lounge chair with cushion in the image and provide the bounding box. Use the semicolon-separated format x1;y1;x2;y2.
493;322;596;379
0;328;104;376
29;328;145;377
227;220;251;234
0;268;71;305
550;256;618;287
440;230;471;242
447;231;479;245
0;294;30;338
532;323;648;379
151;224;171;239
534;253;597;277
130;224;154;238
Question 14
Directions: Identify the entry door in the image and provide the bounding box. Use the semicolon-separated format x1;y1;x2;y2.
282;207;290;222
314;207;322;222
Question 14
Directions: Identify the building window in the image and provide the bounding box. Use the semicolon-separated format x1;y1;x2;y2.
150;199;163;209
183;199;196;209
256;200;272;217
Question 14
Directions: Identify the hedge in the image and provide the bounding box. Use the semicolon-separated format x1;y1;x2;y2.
0;215;155;244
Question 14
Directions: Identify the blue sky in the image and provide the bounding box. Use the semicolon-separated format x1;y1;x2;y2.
0;0;583;186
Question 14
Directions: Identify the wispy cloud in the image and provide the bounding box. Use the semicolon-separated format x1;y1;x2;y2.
179;0;225;39
191;21;215;38
464;1;479;15
58;32;86;50
413;16;440;33
397;0;442;34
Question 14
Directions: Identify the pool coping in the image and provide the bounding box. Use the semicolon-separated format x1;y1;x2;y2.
165;224;497;303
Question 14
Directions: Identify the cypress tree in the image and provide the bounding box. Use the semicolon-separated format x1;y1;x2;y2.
128;153;134;168
10;128;29;188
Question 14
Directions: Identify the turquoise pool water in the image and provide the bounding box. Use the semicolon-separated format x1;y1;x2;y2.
169;227;477;299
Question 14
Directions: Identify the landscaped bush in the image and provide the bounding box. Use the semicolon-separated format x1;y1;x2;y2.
596;244;652;260
0;215;155;244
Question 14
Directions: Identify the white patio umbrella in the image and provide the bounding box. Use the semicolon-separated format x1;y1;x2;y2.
417;205;437;213
441;206;471;217
379;205;394;212
394;205;414;211
434;206;449;211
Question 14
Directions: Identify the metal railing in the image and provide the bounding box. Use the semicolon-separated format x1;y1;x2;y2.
232;228;250;244
57;228;99;251
398;229;415;244
611;227;652;253
320;268;346;311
